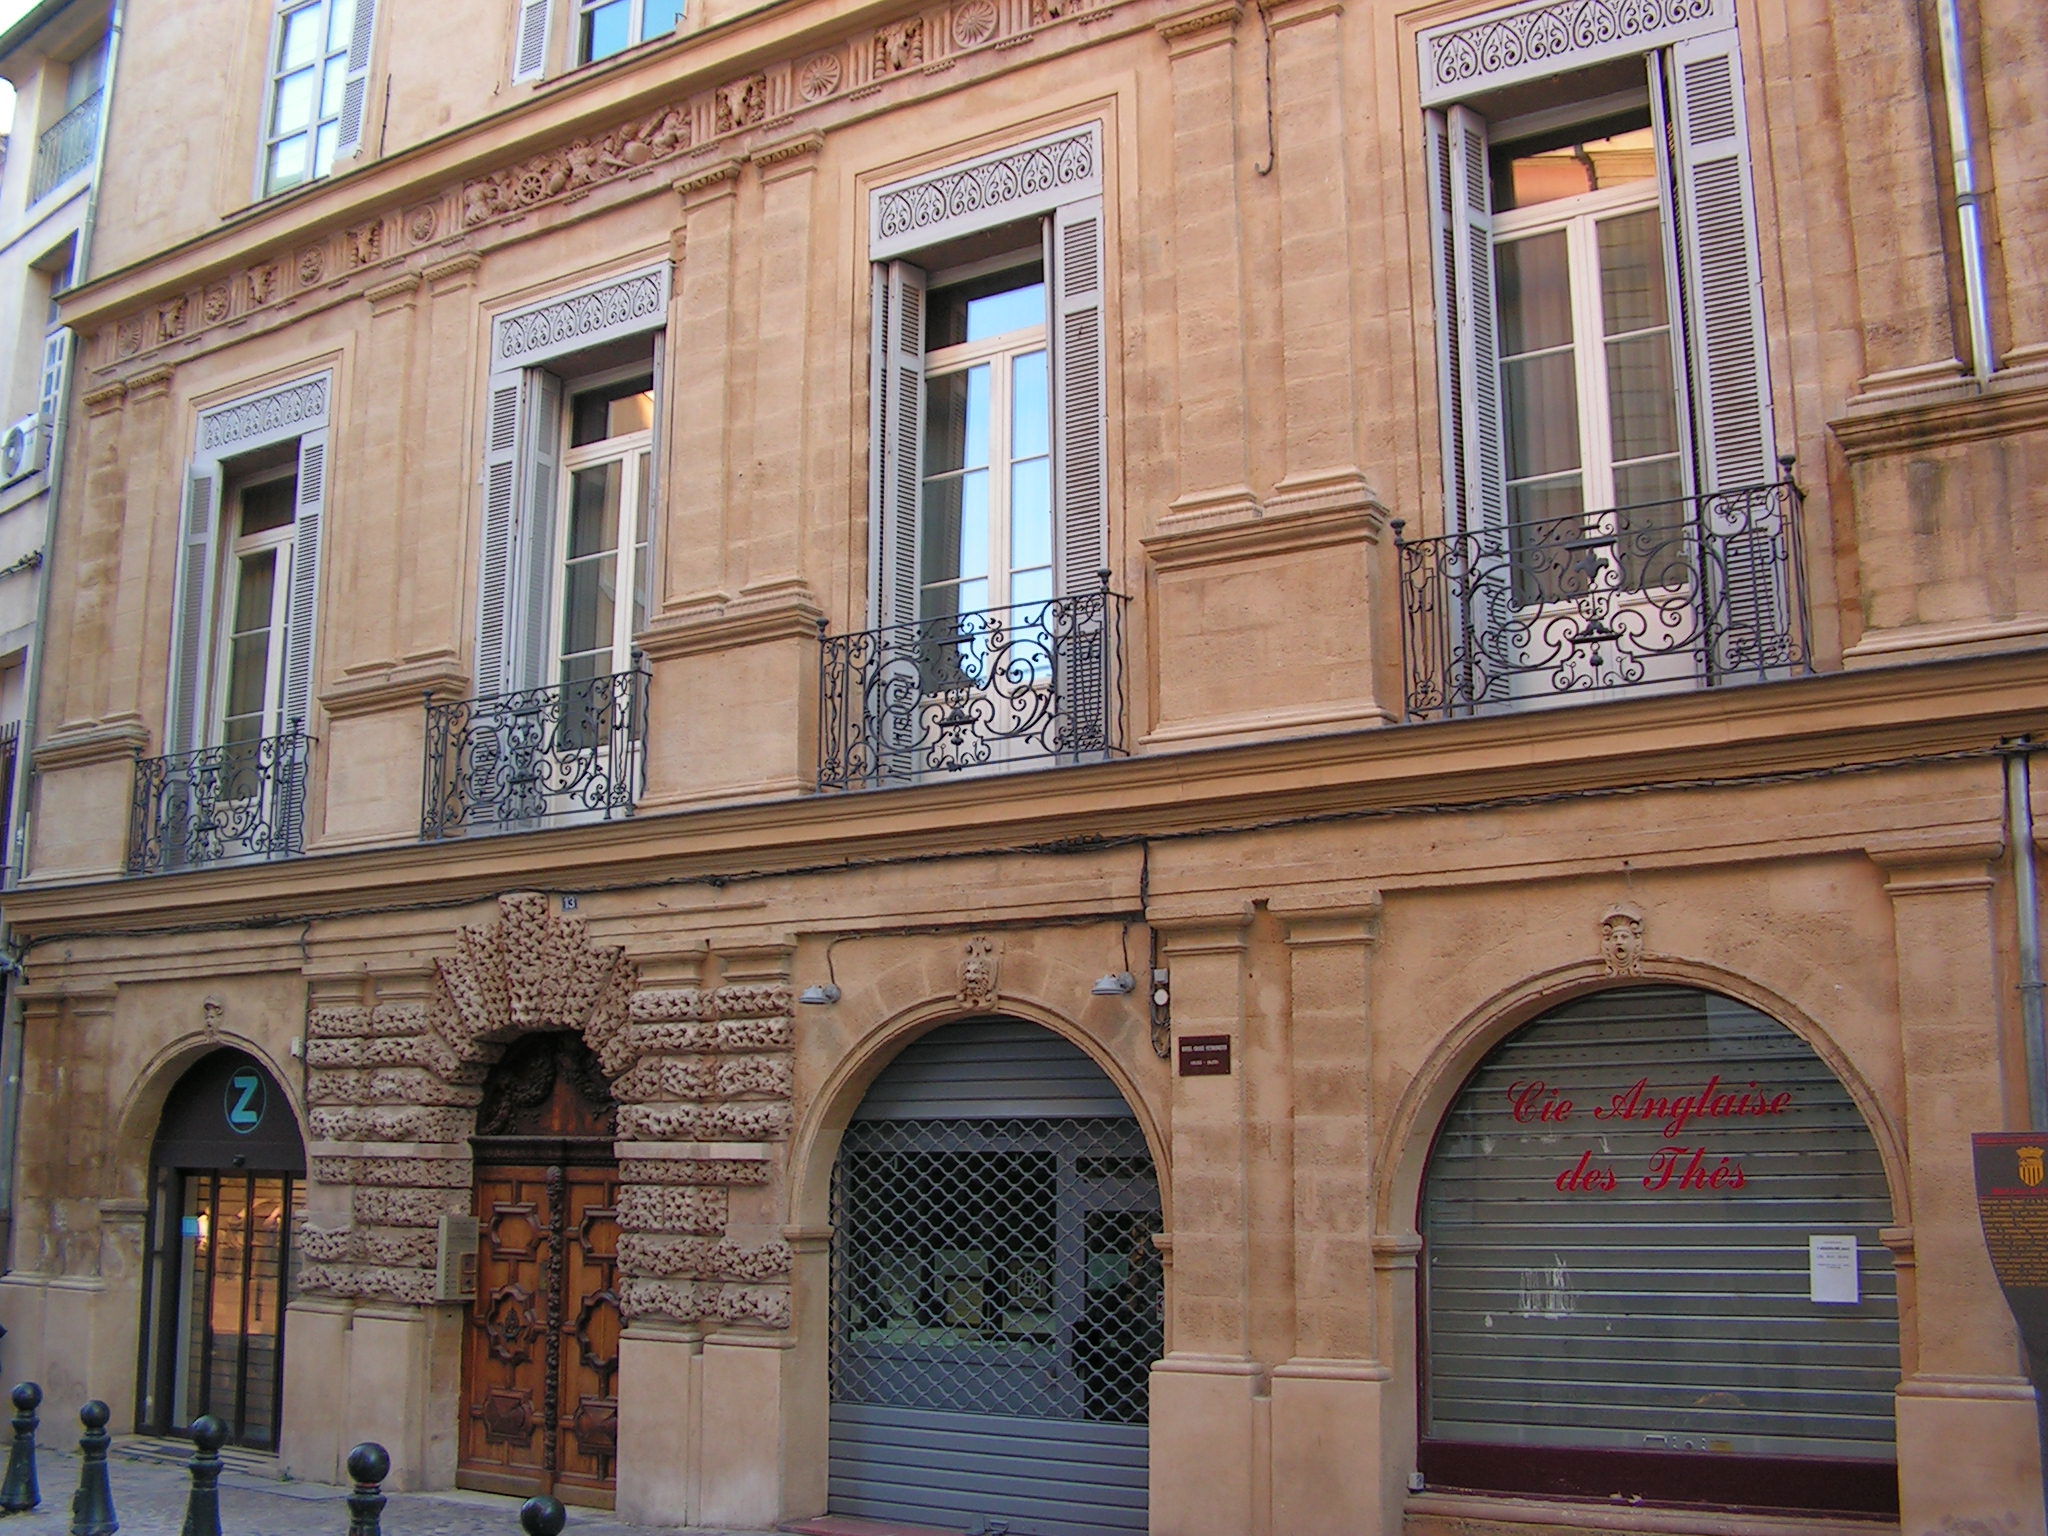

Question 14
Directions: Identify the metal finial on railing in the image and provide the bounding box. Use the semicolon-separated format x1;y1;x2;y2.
0;1381;41;1512
69;1400;116;1536
344;1443;389;1536
518;1494;567;1536
177;1417;225;1536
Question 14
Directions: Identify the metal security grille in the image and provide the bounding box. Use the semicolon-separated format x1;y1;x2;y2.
833;1117;1162;1425
1421;985;1899;1512
828;1019;1161;1536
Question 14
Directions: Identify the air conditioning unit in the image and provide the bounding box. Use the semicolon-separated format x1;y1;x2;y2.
0;416;47;485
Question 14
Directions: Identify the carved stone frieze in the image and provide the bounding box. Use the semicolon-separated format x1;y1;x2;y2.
959;936;1000;1009
615;1185;728;1235
871;122;1099;252
1418;0;1729;102
197;375;330;454
619;1158;772;1186
619;1278;791;1329
1601;902;1646;976
354;1185;470;1227
615;1234;792;1282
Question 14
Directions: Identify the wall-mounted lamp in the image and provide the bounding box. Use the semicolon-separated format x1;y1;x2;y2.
799;983;841;1006
1091;971;1136;996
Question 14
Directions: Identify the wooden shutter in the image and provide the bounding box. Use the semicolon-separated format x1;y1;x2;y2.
1445;105;1504;537
1668;32;1773;491
1051;198;1109;596
512;0;551;81
515;369;565;691
476;372;527;698
167;465;223;755
872;260;926;629
280;429;327;731
334;0;379;160
1425;111;1468;532
37;328;70;427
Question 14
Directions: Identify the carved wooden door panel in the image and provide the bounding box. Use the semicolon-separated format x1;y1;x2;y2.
459;1163;622;1506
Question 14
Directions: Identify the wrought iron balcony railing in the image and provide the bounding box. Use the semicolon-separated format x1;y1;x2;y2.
30;88;100;204
127;724;309;874
818;581;1128;792
421;662;648;840
1392;479;1812;721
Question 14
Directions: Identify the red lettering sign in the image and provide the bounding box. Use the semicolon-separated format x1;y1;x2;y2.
1526;1075;1782;1195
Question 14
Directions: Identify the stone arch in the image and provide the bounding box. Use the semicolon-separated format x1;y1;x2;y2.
1377;954;1910;1242
297;893;799;1330
110;1029;306;1206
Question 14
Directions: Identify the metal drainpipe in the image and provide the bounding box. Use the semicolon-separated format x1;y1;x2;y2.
1933;0;1998;381
2007;743;2048;1129
0;0;129;1266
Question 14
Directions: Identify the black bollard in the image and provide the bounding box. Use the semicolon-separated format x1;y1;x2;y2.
69;1400;116;1536
0;1382;40;1512
517;1494;566;1536
344;1443;389;1536
178;1417;226;1536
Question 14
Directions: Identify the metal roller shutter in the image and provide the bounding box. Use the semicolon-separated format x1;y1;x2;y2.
1421;986;1899;1513
831;1020;1161;1535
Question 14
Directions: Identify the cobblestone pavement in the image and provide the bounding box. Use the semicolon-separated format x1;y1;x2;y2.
0;1441;785;1536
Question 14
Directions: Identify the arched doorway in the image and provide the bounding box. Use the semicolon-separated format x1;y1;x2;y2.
1419;984;1900;1515
457;1030;623;1507
829;1018;1163;1536
137;1048;306;1449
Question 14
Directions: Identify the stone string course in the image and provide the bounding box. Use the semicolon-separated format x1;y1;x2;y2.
297;894;796;1331
90;0;1116;377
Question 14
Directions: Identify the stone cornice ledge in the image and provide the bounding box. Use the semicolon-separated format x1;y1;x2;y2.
1144;476;1382;570
639;580;826;660
1156;0;1242;39
1830;362;2048;459
322;657;473;718
33;716;149;771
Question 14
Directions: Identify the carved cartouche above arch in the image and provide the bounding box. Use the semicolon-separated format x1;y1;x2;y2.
434;891;638;1068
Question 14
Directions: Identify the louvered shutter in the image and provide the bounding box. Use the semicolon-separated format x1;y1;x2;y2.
1445;105;1504;537
515;369;565;691
280;429;327;732
334;0;379;160
37;328;70;428
643;329;665;634
1051;197;1109;597
167;465;223;756
511;0;551;82
476;373;527;698
873;260;926;629
1425;111;1467;533
1668;33;1781;673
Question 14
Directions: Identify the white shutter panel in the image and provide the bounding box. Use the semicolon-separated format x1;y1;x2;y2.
1446;105;1504;537
334;0;379;160
512;0;552;81
515;369;565;691
1425;110;1468;532
873;260;926;629
643;330;665;635
1668;31;1773;491
167;465;223;755
1051;197;1109;597
37;328;71;428
281;429;327;732
476;373;527;697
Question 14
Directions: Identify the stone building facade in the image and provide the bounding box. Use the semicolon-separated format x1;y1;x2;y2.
0;0;2045;1528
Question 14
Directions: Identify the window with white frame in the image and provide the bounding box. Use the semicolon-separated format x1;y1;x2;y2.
869;125;1108;634
556;372;654;690
215;457;299;752
1422;2;1776;558
510;0;680;81
260;0;377;196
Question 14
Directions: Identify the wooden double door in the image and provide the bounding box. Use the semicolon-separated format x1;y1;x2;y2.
459;1151;623;1505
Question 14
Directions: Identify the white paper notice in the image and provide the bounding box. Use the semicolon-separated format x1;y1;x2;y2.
1810;1235;1860;1304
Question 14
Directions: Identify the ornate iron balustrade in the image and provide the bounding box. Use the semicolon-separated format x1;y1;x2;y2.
421;663;648;839
127;724;308;874
1393;479;1812;721
818;582;1128;792
30;89;100;204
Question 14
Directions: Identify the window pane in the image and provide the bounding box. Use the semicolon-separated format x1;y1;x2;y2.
232;552;278;633
1496;231;1572;357
326;0;355;51
319;54;348;118
632;451;652;638
1612;457;1684;514
966;282;1046;343
924;367;990;475
1501;351;1581;480
313;122;339;177
641;0;682;37
267;135;309;191
277;4;324;69
920;471;990;586
1012;459;1052;573
581;0;630;60
270;67;316;134
1597;208;1670;336
561;557;617;656
1010;566;1053;610
608;391;655;438
1507;477;1585;606
239;480;296;537
571;377;653;446
1605;332;1680;464
568;463;622;559
1012;350;1049;460
1494;125;1657;213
